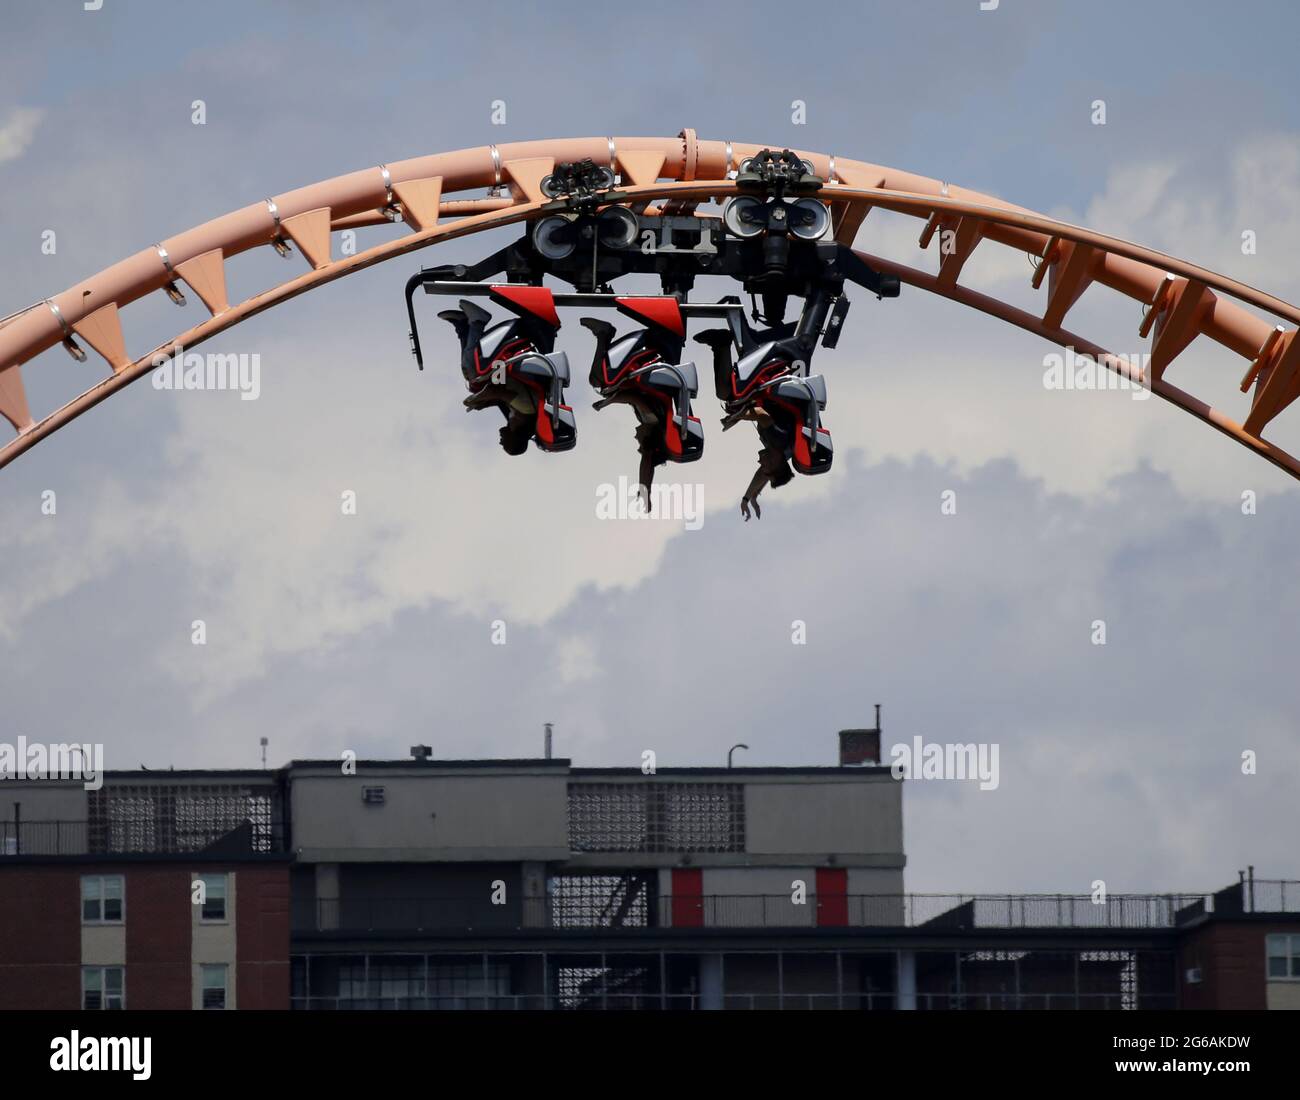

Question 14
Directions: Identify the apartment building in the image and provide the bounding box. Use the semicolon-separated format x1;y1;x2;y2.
0;773;291;1010
0;726;1295;1010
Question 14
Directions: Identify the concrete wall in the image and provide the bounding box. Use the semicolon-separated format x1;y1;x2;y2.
0;780;89;846
289;767;901;867
695;866;903;898
567;770;905;872
744;776;902;860
702;867;816;927
1266;981;1300;1010
846;867;904;895
82;923;125;967
290;767;569;862
653;865;906;928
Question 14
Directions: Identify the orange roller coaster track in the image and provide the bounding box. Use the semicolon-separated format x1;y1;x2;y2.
3;129;1300;478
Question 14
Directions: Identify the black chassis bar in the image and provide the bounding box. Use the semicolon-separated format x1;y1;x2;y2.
404;216;898;368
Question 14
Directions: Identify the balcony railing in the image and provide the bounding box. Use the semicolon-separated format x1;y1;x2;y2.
287;991;1178;1011
0;818;288;856
297;890;1247;934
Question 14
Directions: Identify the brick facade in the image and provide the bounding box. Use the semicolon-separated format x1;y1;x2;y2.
124;866;191;1010
0;867;80;1009
235;866;291;1010
1178;920;1298;1010
0;861;289;1009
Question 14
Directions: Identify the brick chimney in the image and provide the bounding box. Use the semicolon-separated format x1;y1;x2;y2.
838;704;882;765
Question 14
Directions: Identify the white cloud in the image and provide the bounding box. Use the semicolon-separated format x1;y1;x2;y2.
8;446;1295;892
832;136;1300;501
555;635;599;685
5;134;1300;701
0;107;43;165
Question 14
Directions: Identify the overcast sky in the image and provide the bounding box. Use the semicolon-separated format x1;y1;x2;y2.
1;0;1298;894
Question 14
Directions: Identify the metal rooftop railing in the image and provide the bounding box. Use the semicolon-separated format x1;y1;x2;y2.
0;818;288;856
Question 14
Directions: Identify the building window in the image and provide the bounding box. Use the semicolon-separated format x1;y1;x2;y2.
201;964;228;1009
83;967;124;1010
345;960;507;1008
199;873;227;921
1266;934;1300;979
81;875;124;923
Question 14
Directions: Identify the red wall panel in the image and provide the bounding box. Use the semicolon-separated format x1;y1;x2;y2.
816;868;848;927
671;868;704;928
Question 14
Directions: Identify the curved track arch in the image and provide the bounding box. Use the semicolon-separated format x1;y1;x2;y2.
4;129;1300;478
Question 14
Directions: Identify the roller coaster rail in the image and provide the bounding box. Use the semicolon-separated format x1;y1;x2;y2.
4;129;1300;501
